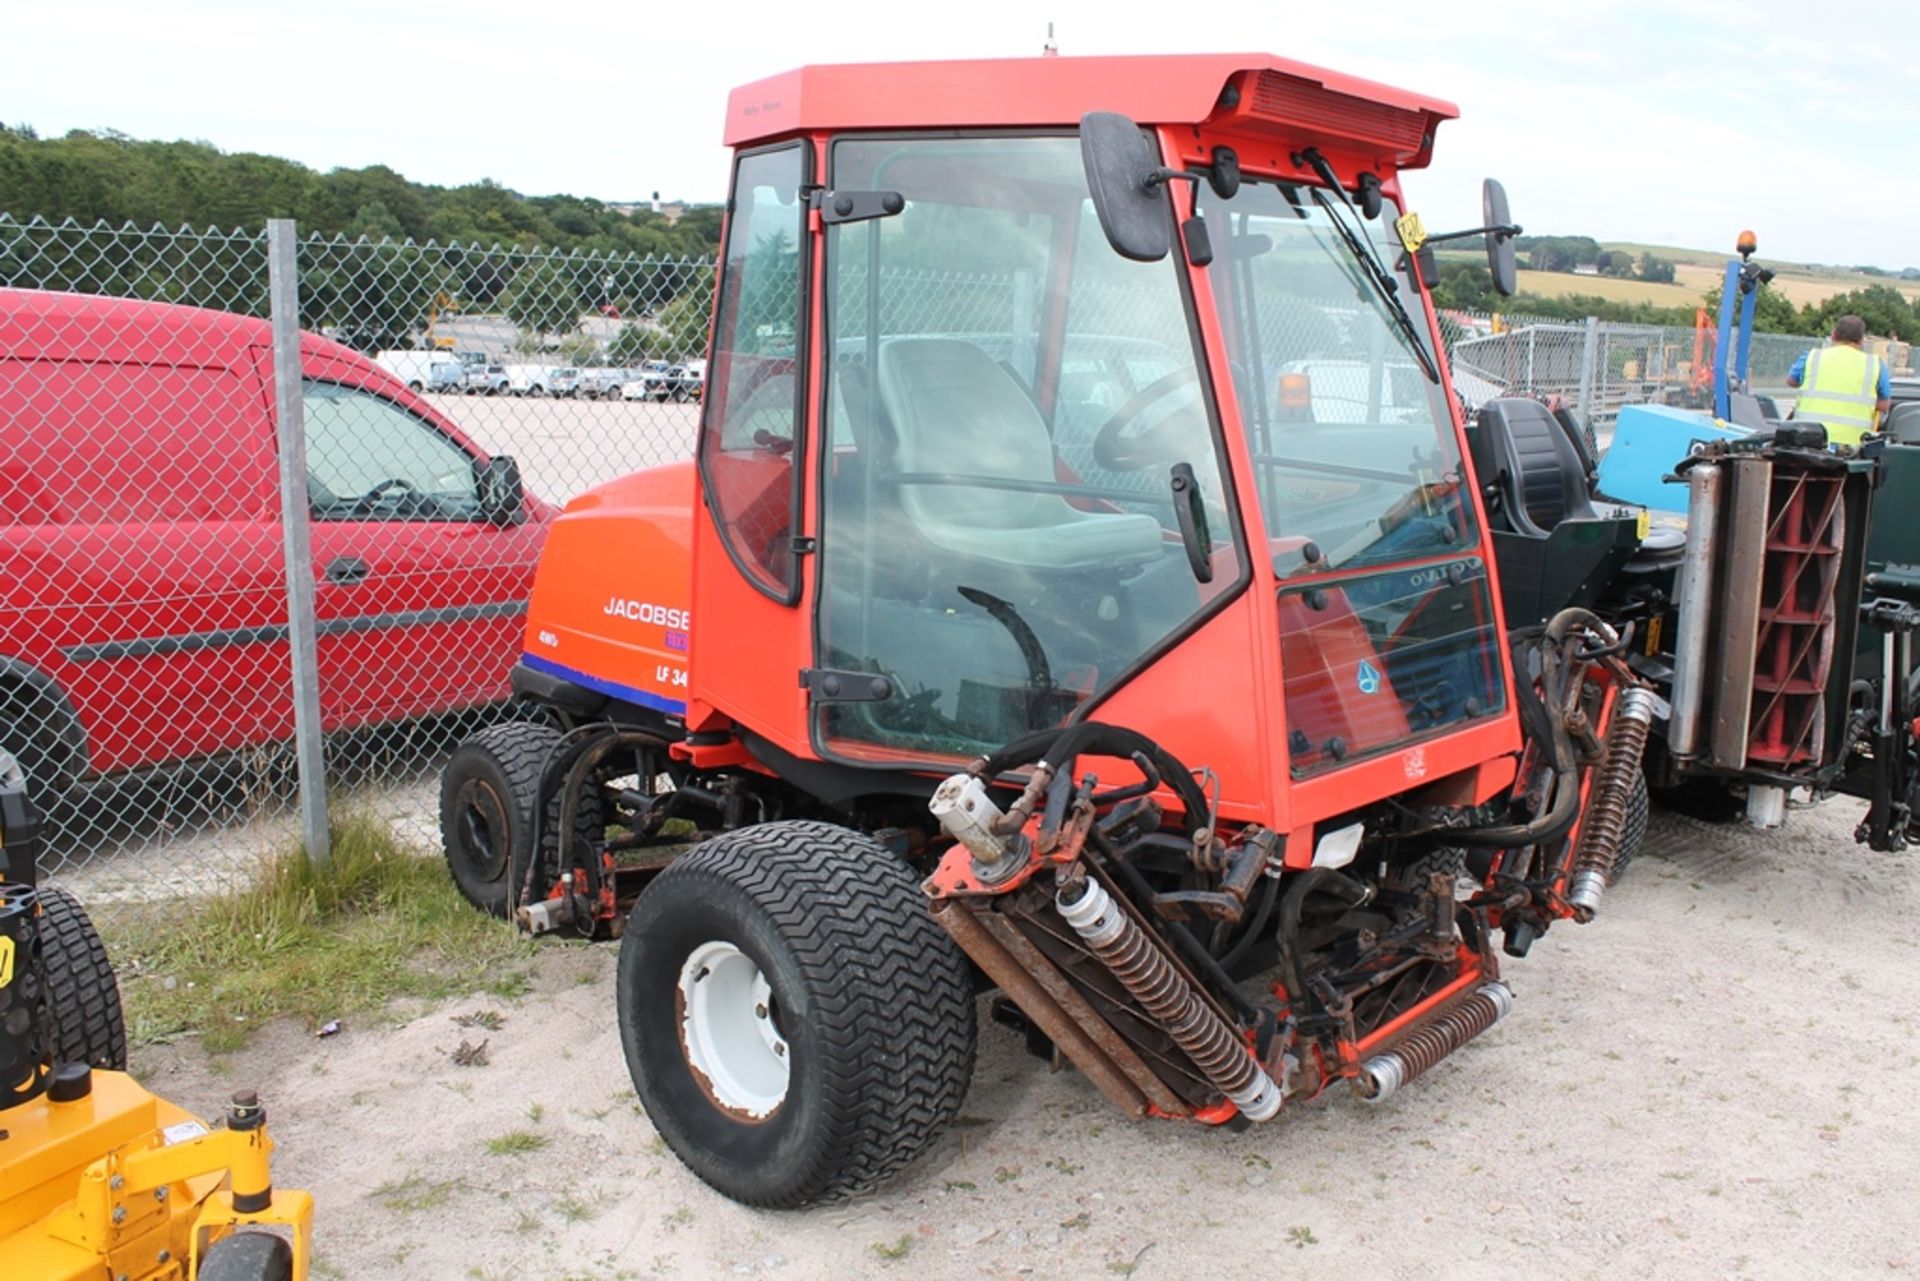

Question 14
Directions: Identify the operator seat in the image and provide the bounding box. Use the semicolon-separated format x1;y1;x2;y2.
1884;401;1920;444
876;338;1164;570
1469;397;1598;538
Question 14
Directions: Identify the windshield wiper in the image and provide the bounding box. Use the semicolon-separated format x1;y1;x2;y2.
1298;150;1440;384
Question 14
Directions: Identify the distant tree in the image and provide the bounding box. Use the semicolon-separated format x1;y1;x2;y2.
505;261;583;337
1803;284;1916;340
1636;252;1676;284
1430;261;1498;311
655;282;716;361
605;322;655;365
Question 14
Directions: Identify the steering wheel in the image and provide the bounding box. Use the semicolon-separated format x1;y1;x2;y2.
352;477;423;514
1092;369;1202;472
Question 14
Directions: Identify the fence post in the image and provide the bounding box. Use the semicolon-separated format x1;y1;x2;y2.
266;219;330;867
1577;316;1599;425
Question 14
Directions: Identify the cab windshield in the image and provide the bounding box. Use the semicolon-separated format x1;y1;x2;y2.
1195;177;1504;774
815;134;1240;760
1195;179;1471;577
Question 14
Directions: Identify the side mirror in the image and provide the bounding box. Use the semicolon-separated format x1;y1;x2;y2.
1080;112;1171;263
476;455;525;526
1483;179;1518;297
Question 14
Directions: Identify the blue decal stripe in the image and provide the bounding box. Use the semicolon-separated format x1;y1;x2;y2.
521;653;688;716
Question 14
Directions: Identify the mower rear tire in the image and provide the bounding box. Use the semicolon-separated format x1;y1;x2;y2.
37;885;127;1070
197;1230;294;1281
439;721;600;918
617;820;976;1207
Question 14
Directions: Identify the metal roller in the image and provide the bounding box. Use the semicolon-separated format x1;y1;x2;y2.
1567;686;1661;919
1669;459;1722;762
1358;982;1513;1104
1056;878;1283;1122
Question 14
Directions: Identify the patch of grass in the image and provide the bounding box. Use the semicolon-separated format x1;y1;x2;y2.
870;1235;913;1261
374;1173;465;1213
485;1130;549;1156
110;811;535;1052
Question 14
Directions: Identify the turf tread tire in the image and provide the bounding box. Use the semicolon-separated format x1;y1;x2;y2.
619;820;975;1207
37;886;127;1070
439;721;599;917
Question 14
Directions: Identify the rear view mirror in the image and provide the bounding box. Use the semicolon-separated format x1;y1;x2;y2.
1483;179;1518;297
476;455;525;526
1080;112;1171;263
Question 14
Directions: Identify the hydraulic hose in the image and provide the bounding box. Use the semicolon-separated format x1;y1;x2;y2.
1275;868;1371;1005
978;721;1212;841
1448;608;1612;850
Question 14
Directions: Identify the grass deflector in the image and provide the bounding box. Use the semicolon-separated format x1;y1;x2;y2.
436;53;1920;1205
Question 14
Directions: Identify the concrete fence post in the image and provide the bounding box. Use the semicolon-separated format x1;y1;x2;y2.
266;219;330;867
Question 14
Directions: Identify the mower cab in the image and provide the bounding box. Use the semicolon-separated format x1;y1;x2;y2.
445;53;1673;1207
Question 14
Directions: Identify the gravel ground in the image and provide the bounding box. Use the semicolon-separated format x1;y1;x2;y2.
129;795;1920;1281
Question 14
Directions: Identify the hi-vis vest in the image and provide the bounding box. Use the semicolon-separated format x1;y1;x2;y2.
1797;344;1884;444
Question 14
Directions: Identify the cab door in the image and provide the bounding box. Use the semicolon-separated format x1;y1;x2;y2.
685;141;816;750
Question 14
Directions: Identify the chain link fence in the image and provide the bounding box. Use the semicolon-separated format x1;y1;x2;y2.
0;215;713;914
0;214;1851;918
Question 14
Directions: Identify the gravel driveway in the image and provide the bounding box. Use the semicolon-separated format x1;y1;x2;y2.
128;793;1920;1281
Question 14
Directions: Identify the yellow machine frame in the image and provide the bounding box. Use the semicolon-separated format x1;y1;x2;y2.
0;1069;311;1281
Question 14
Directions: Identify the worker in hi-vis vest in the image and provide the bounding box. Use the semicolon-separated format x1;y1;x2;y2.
1787;314;1892;446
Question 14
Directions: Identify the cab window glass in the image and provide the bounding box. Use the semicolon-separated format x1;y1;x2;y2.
816;134;1239;760
698;145;808;597
304;382;480;520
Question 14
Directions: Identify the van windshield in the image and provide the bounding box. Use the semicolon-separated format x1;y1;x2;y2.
1195;180;1473;578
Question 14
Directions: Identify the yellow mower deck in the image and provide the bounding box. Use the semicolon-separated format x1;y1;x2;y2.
0;1068;312;1281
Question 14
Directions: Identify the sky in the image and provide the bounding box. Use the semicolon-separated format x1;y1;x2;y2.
4;0;1912;270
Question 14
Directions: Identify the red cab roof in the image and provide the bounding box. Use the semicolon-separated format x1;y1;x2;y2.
725;54;1459;169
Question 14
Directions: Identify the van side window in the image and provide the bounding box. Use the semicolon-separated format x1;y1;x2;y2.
303;382;482;521
696;143;808;600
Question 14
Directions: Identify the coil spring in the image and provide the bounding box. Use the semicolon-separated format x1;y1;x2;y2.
1567;686;1659;919
1360;982;1512;1103
1057;879;1281;1119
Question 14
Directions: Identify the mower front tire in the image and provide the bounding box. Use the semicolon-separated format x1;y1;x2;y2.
197;1230;294;1281
617;821;976;1207
440;721;600;917
38;885;127;1070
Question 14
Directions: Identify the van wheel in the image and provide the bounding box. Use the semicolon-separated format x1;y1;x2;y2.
408;380;424;392
439;722;600;917
38;887;127;1070
618;821;975;1207
528;385;546;397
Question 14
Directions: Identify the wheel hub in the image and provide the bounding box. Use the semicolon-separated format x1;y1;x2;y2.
676;940;789;1119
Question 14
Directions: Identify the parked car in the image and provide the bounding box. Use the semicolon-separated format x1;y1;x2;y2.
375;349;452;392
577;368;631;399
546;367;583;398
426;360;467;393
0;288;557;795
463;362;512;395
631;361;706;402
504;364;558;397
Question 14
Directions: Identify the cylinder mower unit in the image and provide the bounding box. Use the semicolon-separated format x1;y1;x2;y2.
0;753;312;1281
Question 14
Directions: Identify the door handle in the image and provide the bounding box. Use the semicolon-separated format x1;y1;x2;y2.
324;556;371;586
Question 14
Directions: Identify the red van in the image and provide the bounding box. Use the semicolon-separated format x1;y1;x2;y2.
0;289;555;793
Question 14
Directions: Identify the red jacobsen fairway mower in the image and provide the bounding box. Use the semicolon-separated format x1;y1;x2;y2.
439;54;1920;1206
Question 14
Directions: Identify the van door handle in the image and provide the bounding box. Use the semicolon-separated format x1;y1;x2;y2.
325;556;371;586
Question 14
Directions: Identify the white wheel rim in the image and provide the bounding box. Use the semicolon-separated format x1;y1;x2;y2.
677;940;789;1119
